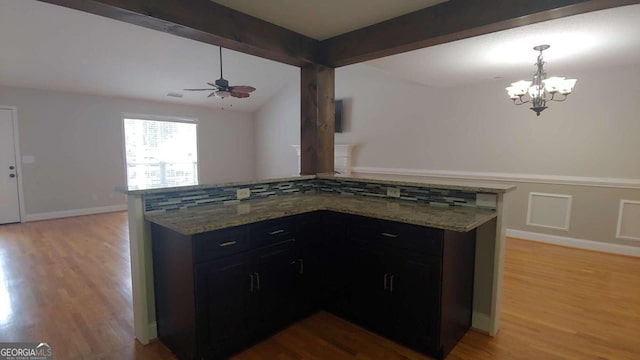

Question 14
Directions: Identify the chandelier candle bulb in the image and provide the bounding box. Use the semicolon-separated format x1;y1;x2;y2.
505;45;577;116
560;79;577;95
543;77;565;93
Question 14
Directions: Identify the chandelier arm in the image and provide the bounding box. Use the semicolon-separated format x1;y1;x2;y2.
513;98;532;106
548;93;569;103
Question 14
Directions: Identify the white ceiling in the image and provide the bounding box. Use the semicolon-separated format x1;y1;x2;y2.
0;0;298;112
366;4;640;88
1;1;639;112
212;0;448;40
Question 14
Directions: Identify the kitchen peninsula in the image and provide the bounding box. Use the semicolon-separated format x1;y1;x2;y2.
121;175;515;358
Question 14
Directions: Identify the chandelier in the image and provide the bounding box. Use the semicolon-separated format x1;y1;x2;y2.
505;45;577;116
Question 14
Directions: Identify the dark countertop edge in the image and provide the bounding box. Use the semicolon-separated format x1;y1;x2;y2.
317;174;516;194
146;205;497;236
116;175;316;195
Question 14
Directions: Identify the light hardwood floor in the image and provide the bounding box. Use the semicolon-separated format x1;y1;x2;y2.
0;212;638;359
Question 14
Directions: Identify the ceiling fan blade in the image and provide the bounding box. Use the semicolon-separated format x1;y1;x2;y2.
184;88;215;91
230;85;256;93
206;82;220;88
207;92;217;98
230;91;250;98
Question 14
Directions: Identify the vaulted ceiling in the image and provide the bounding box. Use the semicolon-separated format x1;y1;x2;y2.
1;0;638;112
211;0;448;40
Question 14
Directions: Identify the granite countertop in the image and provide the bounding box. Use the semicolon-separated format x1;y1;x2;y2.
116;175;316;195
145;193;497;235
118;174;516;196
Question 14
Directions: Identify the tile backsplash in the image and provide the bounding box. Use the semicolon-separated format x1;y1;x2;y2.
313;178;480;208
144;179;316;213
144;177;492;213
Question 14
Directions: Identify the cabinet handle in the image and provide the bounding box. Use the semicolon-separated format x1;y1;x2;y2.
249;274;254;292
298;259;304;274
254;272;260;290
389;274;395;292
268;229;285;235
383;273;389;290
218;240;237;247
381;232;398;238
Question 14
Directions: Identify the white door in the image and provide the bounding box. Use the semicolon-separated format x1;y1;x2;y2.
0;109;21;224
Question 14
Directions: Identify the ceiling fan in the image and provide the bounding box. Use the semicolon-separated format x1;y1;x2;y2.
184;47;256;99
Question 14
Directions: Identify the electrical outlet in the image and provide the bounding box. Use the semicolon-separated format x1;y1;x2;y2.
237;203;251;215
386;188;401;198
237;188;251;200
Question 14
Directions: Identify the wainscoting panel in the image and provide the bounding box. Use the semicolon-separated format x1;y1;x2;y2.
617;200;640;241
526;192;572;231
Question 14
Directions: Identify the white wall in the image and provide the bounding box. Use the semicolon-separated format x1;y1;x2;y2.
254;77;300;179
0;86;256;218
335;64;640;179
253;63;640;249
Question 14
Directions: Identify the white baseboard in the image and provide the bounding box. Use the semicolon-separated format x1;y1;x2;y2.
351;166;640;189
506;229;640;257
148;321;158;341
25;204;127;222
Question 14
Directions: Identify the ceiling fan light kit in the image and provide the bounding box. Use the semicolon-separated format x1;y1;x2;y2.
184;47;256;100
505;45;577;116
214;90;231;98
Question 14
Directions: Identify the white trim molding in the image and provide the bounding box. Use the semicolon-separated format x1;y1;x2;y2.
507;229;640;257
1;106;26;223
148;321;158;340
526;192;572;231
471;311;491;335
351;166;640;189
616;200;640;241
121;112;198;124
25;204;127;222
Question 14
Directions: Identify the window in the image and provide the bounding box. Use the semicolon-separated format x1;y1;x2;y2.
123;116;198;189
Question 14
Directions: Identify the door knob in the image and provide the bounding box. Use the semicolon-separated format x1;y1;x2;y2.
9;166;14;170
9;174;16;178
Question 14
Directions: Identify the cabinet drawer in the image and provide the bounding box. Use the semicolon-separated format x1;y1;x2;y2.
251;217;295;247
376;221;443;256
193;226;250;263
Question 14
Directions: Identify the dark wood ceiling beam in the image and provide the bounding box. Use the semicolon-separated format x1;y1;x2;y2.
321;0;640;67
37;0;321;67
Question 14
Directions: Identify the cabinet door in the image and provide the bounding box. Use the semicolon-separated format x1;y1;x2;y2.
195;253;251;359
294;213;327;318
322;212;356;316
250;241;297;341
391;250;441;354
348;244;393;333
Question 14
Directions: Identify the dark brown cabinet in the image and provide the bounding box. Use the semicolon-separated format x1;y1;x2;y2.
334;216;474;358
251;241;297;339
151;211;475;360
152;218;298;360
194;253;250;359
392;250;441;353
292;212;327;318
